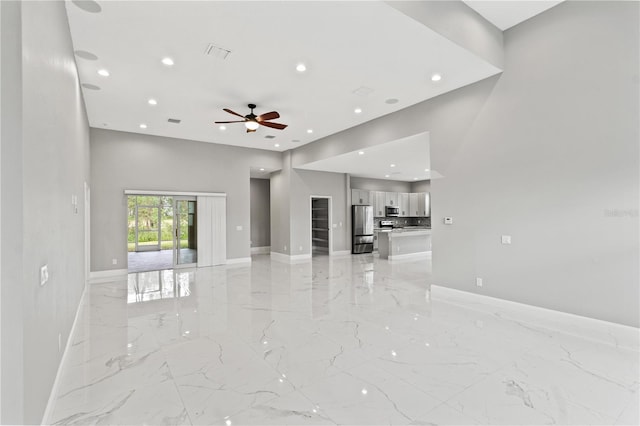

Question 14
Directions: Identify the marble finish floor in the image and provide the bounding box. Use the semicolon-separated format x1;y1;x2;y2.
49;254;639;425
128;248;197;273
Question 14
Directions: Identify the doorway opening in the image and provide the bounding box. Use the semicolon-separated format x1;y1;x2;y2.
311;196;331;256
127;195;197;272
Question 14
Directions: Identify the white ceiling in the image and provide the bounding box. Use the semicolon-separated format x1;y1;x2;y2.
463;1;564;30
297;132;438;182
65;1;501;153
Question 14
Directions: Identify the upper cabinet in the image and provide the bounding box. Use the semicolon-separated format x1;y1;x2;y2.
351;189;371;205
384;191;399;207
399;193;410;217
418;192;430;217
372;191;386;217
352;188;429;217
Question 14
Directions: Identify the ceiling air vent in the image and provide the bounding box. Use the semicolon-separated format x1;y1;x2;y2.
205;43;231;60
264;135;276;139
168;118;181;124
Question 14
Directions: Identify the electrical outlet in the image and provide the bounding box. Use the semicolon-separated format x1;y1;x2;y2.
476;277;483;287
444;217;453;225
501;235;512;245
112;258;118;265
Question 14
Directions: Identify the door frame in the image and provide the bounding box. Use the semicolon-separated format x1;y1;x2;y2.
310;195;332;256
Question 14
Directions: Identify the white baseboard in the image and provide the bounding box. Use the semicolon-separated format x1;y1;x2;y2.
250;246;271;254
88;268;128;283
42;285;87;425
388;251;432;261
331;250;352;256
430;285;639;352
270;252;312;263
226;257;252;265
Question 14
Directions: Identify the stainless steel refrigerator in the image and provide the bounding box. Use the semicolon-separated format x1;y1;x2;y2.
352;205;374;254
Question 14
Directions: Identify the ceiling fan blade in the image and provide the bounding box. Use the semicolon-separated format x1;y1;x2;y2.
214;120;246;124
257;111;280;122
223;108;247;119
246;128;257;133
259;121;288;130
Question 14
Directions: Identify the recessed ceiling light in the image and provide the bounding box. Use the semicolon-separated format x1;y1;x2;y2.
219;125;226;131
424;168;429;171
139;124;147;129
431;73;442;82
385;174;390;178
307;129;313;134
148;98;157;105
358;151;364;155
296;63;307;72
161;57;174;66
354;108;362;114
414;177;419;180
97;69;110;77
259;168;265;171
274;143;280;147
390;164;396;168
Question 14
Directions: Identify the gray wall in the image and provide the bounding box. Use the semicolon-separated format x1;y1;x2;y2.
90;129;281;270
350;177;412;193
290;1;639;327
269;151;349;256
410;180;431;193
250;178;271;248
1;1;91;423
1;2;24;422
385;0;504;69
269;166;290;255
290;169;349;255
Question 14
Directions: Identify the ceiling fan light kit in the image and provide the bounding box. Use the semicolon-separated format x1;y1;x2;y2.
215;103;288;134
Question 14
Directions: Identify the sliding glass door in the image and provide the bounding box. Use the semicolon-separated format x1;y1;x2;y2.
174;197;197;267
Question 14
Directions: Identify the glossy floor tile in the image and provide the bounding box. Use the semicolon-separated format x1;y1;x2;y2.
49;254;639;425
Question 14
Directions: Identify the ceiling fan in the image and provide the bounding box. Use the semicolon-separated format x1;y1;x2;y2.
215;103;288;133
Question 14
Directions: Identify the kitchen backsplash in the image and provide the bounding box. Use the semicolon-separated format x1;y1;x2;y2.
374;217;431;228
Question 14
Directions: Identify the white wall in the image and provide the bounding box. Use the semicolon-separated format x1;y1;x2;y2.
90;129;282;270
1;1;91;423
289;1;639;327
250;178;271;248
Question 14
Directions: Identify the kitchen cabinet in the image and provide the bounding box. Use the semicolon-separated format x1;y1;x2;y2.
372;191;386;217
409;193;420;217
351;189;371;205
419;192;430;217
398;193;410;217
385;191;398;207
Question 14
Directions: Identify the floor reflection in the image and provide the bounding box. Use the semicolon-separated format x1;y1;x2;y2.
127;269;194;304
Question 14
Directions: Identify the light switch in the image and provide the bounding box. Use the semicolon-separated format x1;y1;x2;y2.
236;225;243;231
501;235;512;245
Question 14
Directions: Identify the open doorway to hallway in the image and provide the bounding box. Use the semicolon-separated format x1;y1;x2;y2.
127;195;197;272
